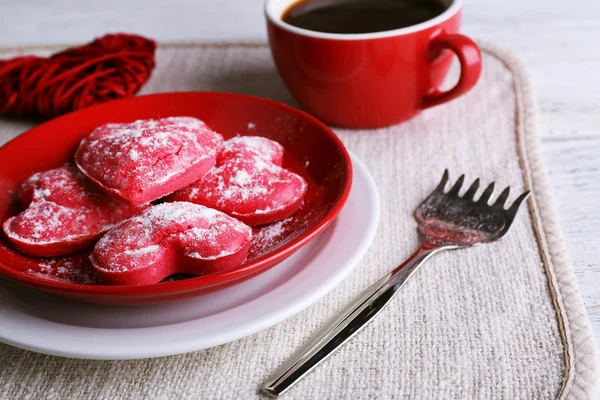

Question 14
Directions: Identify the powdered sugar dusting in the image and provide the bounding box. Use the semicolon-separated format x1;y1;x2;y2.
2;167;145;255
170;136;307;224
123;245;160;256
34;188;51;199
247;204;328;260
188;249;232;260
8;203;90;244
25;253;102;284
129;149;139;160
219;135;282;164
92;202;252;275
75;117;223;196
249;217;294;259
232;170;251;186
253;220;285;246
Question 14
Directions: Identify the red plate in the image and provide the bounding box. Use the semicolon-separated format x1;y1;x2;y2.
0;92;352;305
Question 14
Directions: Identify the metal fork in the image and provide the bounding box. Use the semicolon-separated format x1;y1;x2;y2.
261;170;530;397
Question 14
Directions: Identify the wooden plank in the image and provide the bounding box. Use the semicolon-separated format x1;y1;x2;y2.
1;0;599;45
465;24;600;141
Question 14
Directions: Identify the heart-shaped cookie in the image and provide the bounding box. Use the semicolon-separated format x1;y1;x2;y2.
168;136;307;226
2;167;146;257
75;116;223;205
91;202;252;285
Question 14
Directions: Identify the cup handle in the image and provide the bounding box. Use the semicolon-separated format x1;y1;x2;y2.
421;34;482;109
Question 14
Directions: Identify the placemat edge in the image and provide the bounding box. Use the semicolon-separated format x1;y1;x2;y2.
478;42;599;399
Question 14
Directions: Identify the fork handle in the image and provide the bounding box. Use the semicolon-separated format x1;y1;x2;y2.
261;246;440;397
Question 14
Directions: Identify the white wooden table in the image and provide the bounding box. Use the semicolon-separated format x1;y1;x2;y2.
1;0;599;357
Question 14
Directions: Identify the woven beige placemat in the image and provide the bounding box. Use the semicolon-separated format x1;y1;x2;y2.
0;43;597;399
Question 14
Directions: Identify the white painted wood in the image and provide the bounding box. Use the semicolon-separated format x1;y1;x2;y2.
0;0;599;373
1;0;599;46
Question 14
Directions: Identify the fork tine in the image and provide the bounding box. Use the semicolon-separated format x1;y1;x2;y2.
448;174;465;196
494;186;511;208
507;191;531;214
435;170;450;193
463;178;480;200
478;182;495;204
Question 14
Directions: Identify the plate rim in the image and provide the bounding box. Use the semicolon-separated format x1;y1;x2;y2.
0;153;379;359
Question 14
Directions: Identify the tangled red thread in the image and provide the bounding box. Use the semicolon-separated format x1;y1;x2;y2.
0;33;156;118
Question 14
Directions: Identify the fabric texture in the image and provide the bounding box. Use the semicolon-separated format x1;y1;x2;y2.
0;43;597;399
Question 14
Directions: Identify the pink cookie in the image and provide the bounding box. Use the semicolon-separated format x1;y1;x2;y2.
168;136;307;226
91;202;252;285
75;117;223;205
2;167;146;257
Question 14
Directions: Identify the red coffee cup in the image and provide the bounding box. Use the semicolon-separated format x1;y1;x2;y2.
265;0;482;128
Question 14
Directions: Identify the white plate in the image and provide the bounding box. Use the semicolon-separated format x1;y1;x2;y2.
0;154;379;360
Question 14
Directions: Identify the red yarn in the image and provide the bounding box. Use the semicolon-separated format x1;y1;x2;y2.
0;33;156;118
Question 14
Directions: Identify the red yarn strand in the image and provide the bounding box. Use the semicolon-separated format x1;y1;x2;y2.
0;33;156;118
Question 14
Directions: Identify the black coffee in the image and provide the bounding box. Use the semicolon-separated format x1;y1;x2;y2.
282;0;448;34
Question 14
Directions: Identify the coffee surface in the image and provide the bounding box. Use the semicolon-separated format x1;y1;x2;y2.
282;0;448;34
